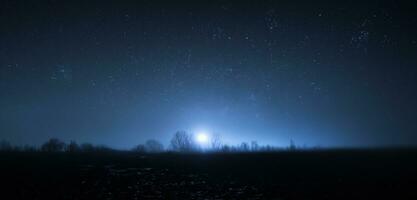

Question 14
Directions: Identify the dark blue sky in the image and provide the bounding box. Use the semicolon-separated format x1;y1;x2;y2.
1;0;417;149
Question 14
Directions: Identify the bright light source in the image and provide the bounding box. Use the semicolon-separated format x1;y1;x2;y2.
196;132;209;144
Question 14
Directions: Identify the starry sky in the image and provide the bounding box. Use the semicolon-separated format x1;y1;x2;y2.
1;0;417;149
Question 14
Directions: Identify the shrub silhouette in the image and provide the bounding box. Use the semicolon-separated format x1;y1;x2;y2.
251;141;259;151
41;138;66;152
23;145;37;152
132;144;146;153
0;140;12;151
289;139;296;151
80;143;95;152
240;142;250;152
94;145;113;152
221;144;231;152
67;141;80;152
144;139;164;153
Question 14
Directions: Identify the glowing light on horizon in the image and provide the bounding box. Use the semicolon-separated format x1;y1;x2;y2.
196;132;209;144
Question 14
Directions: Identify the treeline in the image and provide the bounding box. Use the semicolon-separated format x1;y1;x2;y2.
131;131;299;153
0;138;113;153
1;131;304;153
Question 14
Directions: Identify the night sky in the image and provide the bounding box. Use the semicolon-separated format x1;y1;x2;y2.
1;0;417;149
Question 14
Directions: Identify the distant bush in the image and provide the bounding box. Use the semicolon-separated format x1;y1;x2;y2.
289;139;296;151
41;138;66;152
80;143;95;152
145;139;164;153
94;145;113;152
77;143;114;153
251;141;259;151
221;144;231;152
132;144;146;153
0;140;12;151
23;145;37;152
67;141;80;152
240;142;250;152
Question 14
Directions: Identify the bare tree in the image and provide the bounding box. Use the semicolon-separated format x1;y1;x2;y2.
145;139;164;153
240;142;250;152
289;139;296;151
132;144;146;153
41;138;66;152
23;144;37;152
221;144;231;152
67;141;80;152
210;133;222;151
80;143;94;152
264;145;273;152
170;131;195;152
94;145;113;152
0;140;12;151
251;141;259;152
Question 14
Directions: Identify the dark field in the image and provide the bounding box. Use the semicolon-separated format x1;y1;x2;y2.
1;149;417;200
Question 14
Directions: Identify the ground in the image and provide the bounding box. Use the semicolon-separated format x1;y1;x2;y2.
1;149;416;199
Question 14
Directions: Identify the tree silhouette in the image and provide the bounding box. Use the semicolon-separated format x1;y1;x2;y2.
67;141;80;152
23;144;37;152
145;139;164;153
41;138;66;152
0;140;12;151
221;144;231;152
94;145;113;152
240;142;250;152
132;144;146;153
210;133;222;151
80;143;94;152
170;131;195;152
251;141;259;151
289;139;296;151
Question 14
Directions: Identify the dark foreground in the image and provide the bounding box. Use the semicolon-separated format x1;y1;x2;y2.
1;149;416;200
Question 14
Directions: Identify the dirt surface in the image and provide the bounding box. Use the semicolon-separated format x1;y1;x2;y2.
1;150;416;199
